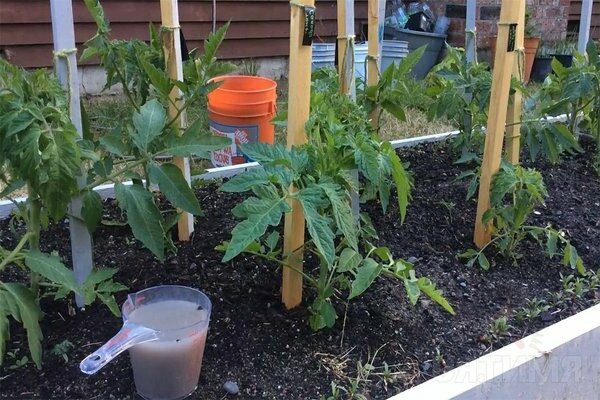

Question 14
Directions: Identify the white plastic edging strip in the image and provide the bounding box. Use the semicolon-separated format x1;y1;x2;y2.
388;303;600;400
0;113;571;219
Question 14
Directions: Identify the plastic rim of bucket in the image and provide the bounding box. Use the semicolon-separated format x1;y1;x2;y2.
208;75;277;118
383;40;409;47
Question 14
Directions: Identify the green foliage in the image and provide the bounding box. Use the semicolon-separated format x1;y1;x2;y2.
426;46;492;155
218;88;453;330
51;340;75;363
514;298;549;323
559;269;600;301
461;164;585;274
0;61;80;218
528;42;600;170
80;0;231;258
361;46;427;125
0;59;126;368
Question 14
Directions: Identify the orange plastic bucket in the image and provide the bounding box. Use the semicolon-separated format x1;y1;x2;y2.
207;75;277;166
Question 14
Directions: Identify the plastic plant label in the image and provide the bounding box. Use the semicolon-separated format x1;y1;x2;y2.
507;23;517;52
302;6;316;46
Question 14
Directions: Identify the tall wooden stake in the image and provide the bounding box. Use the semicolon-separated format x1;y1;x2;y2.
505;0;525;164
337;0;355;97
367;0;380;126
50;0;93;308
160;0;194;240
282;0;314;309
474;1;522;248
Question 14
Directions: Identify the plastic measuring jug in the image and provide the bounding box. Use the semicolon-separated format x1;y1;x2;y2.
80;285;212;400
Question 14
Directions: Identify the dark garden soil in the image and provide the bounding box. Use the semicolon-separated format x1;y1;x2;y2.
1;140;599;400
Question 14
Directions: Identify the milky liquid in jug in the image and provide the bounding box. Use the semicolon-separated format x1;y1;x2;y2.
128;300;209;400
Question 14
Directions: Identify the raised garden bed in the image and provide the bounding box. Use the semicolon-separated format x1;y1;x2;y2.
1;140;598;399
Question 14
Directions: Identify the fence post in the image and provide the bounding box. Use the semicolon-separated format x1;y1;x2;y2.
50;0;93;308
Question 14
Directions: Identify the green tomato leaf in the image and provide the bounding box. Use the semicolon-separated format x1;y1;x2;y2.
385;143;412;223
81;190;103;233
97;292;121;317
99;130;128;157
0;283;43;369
265;231;280;252
25;251;80;294
309;298;337;331
477;252;490;270
220;169;272;193
417;277;455;315
222;193;290;262
349;258;382;299
115;183;165;260
162;118;230;158
337;248;362;273
148;162;201;215
403;276;421;306
141;59;173;97
320;181;358;251
131;99;166;152
0;306;8;366
298;188;336;266
546;231;558;258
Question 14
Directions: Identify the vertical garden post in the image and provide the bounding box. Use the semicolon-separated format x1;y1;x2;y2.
578;0;593;53
465;0;477;63
367;0;381;126
282;0;315;309
505;0;525;164
50;0;93;308
160;0;194;241
474;1;522;248
337;0;355;97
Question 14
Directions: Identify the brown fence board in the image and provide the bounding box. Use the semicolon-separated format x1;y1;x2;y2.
0;0;367;67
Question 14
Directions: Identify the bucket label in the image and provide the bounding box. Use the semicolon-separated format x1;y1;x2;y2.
209;121;259;167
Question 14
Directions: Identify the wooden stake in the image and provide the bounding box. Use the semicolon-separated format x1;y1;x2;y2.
367;0;380;126
160;0;194;240
474;1;521;248
282;0;314;309
50;0;93;308
337;0;355;97
505;0;525;164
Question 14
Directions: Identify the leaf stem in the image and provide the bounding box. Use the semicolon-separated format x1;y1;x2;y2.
27;190;42;294
245;249;318;287
0;232;33;271
83;157;148;191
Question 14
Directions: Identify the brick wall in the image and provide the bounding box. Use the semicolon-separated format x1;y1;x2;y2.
414;0;571;59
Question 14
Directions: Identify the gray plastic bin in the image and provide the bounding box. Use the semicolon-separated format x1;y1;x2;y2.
384;27;446;79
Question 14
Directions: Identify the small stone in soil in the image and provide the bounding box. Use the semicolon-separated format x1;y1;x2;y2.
420;362;432;373
540;312;554;322
223;381;239;395
408;256;418;263
459;282;467;288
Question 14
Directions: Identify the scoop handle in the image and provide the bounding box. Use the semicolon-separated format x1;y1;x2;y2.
80;321;159;375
